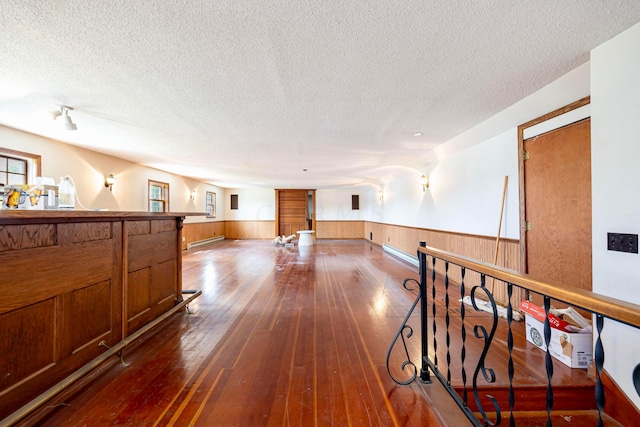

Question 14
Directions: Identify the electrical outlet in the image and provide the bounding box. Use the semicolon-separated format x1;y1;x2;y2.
607;233;638;254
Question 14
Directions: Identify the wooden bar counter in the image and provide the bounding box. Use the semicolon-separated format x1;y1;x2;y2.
0;211;196;419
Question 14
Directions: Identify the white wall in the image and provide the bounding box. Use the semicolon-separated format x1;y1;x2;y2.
0;125;222;223
316;188;365;220
223;187;275;220
361;63;590;240
591;21;640;408
371;130;520;239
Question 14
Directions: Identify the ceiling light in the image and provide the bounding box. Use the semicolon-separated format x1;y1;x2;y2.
413;132;423;137
50;105;77;130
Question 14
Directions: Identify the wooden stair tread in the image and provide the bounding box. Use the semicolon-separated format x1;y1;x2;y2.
478;410;625;426
454;383;596;412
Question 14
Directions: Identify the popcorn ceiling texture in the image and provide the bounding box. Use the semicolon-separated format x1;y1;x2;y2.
1;1;640;188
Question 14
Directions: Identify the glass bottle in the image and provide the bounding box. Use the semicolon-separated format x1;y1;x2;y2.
58;176;75;210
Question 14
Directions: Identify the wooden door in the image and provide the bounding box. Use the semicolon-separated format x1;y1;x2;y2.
524;118;592;293
277;189;309;236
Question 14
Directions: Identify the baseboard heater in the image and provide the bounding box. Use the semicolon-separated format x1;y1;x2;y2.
187;235;225;249
382;243;419;267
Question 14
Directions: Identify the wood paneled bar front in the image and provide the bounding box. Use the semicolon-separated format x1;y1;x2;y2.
0;211;197;420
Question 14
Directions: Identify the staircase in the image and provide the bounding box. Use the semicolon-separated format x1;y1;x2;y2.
387;242;640;426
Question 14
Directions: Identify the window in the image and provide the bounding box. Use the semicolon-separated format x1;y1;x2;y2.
148;180;170;212
0;147;41;185
206;191;216;218
230;194;238;210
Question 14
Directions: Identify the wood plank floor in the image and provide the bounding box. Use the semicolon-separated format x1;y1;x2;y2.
17;240;596;426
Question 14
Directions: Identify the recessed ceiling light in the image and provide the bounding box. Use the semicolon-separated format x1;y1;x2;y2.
413;132;423;137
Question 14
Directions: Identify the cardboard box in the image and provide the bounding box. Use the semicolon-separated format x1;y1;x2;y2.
525;313;592;368
2;185;58;210
520;299;577;332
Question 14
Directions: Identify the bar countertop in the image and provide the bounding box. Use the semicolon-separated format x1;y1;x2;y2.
0;210;205;224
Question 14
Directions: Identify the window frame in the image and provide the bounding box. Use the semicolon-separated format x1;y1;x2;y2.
206;191;216;218
0;147;41;185
148;180;170;213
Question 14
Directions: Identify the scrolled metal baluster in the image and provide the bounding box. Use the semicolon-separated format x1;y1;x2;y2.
386;278;421;385
470;275;501;426
594;314;605;427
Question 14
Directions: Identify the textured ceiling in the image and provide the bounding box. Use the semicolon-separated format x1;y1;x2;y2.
1;1;640;189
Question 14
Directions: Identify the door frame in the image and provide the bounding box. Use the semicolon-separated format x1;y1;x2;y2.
517;96;590;273
275;189;316;236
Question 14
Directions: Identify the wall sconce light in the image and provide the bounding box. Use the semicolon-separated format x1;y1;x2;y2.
420;175;429;192
104;174;116;191
49;105;78;131
379;190;384;202
190;190;196;201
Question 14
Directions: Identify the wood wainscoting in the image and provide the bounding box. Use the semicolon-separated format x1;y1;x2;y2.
365;221;523;306
224;220;275;240
182;221;276;246
182;221;226;250
315;220;364;239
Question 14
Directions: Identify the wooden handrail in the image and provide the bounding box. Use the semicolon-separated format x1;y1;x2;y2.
418;245;640;328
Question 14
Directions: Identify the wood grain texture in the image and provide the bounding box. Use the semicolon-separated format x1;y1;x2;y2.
224;220;275;239
0;224;57;252
0;239;114;315
315;220;364;238
0;299;55;392
517;96;591;275
127;231;177;270
0;214;183;420
71;222;111;243
26;240;451;426
0;211;196;225
276;189;308;236
418;244;640;328
25;239;627;427
366;221;524;307
182;221;225;249
524;119;592;292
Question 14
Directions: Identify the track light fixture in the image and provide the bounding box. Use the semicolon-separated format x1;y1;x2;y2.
49;105;78;130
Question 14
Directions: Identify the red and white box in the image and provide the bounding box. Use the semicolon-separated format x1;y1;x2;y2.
520;300;593;369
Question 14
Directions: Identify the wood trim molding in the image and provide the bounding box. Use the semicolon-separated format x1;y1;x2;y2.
0;146;42;176
517;96;591;273
418;244;640;327
365;220;519;244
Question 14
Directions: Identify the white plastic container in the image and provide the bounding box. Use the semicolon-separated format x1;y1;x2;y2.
58;176;75;210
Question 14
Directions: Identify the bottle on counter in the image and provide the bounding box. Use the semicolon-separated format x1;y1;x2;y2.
58;176;75;210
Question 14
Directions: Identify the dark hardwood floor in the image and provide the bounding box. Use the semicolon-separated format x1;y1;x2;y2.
17;240;600;426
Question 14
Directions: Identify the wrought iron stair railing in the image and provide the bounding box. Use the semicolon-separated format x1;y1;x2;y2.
387;242;640;426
